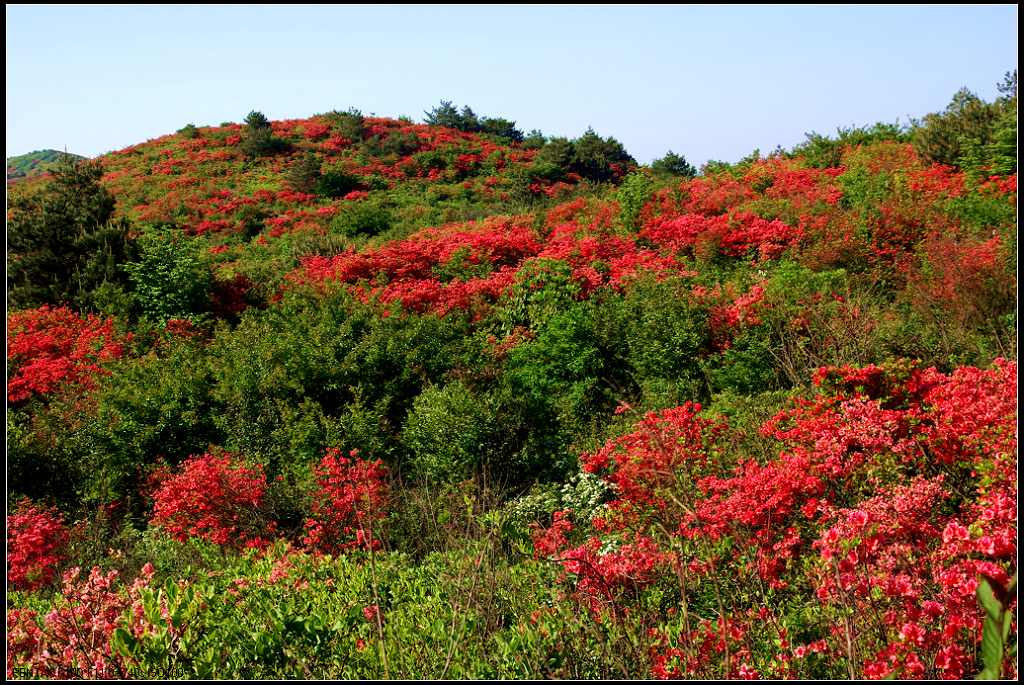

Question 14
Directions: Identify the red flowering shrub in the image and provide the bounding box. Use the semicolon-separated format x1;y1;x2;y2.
582;402;724;520
533;358;1016;678
908;234;1015;329
149;453;276;548
302;448;389;554
7;500;69;591
640;210;803;262
6;564;155;679
7;306;130;404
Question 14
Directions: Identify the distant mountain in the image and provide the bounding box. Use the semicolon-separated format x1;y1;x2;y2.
6;149;86;181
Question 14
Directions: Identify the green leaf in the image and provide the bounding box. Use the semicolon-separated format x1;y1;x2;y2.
980;615;1004;676
976;577;1002;622
110;627;137;657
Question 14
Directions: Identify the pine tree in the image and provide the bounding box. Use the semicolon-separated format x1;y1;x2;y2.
7;154;135;310
287;152;322;193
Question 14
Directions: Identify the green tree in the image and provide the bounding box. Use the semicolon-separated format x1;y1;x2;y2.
651;150;697;177
571;128;635;182
244;110;271;130
971;69;1018;178
241;110;286;158
479;116;524;143
286;152;322;193
7;154;136;310
124;227;212;324
323;107;366;140
617;171;653;231
423;100;524;142
912;87;999;168
424;100;462;129
522;129;546;149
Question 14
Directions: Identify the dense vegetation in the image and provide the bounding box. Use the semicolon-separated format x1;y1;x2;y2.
6;149;86;181
6;76;1018;680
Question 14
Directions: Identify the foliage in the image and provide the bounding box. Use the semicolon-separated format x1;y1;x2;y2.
911;74;1016;178
241;110;288;158
791;122;910;168
7;154;136;310
4;90;1018;680
616;170;653;231
651;150;697;178
423;100;524;143
401;381;494;482
286;152;322;193
124;227;213;324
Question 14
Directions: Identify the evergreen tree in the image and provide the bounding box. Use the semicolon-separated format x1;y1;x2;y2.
244;110;271;130
7;154;136;310
287;152;322;193
241;110;285;158
570;128;635;182
424;100;462;129
912;87;999;167
651;150;697;178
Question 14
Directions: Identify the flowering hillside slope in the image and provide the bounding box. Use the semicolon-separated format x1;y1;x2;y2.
5;99;1017;680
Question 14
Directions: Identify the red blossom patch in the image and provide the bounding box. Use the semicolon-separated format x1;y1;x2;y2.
7;306;130;404
302;448;389;554
149;453;276;549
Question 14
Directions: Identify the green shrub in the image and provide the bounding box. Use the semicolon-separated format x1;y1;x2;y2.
209;292;468;477
287;152;322;193
80;339;219;508
401;381;493;482
791;122;908;168
911;86;1002;169
603;276;710;408
496;258;581;334
315;167;361;198
330;202;394;237
616;171;653;232
241;110;288;158
322;107;366;141
570;128;635;182
124;227;212;325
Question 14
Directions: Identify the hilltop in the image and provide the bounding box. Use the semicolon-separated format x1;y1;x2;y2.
6;149;86;181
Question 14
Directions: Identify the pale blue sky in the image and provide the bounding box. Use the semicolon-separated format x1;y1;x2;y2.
6;5;1018;165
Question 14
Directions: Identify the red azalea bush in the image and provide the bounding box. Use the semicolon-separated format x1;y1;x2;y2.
7;306;130;404
149;453;276;549
6;564;155;679
532;358;1017;679
302;448;389;554
7;499;69;591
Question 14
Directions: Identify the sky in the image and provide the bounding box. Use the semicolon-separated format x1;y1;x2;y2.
6;4;1019;166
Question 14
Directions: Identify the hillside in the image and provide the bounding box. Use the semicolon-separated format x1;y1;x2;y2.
5;91;1018;680
6;149;86;181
